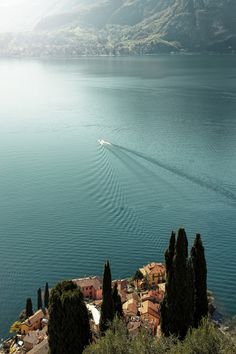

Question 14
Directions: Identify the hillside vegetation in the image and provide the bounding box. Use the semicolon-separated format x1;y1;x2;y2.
83;317;236;354
1;0;236;56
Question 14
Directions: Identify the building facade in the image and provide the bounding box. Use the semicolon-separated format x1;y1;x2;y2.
20;310;44;335
73;276;103;300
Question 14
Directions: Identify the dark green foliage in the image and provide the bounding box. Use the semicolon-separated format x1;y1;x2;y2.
26;298;33;318
99;261;115;333
191;234;208;327
186;257;195;331
172;229;194;339
133;269;143;281
161;229;194;339
19;309;27;322
44;282;49;309
37;288;42;310
173;319;234;354
84;317;235;354
112;283;123;318
48;280;91;354
162;230;176;333
165;231;175;273
161;232;176;336
182;229;188;259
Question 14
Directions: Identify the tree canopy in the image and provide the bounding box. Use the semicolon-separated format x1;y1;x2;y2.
48;280;91;354
26;298;33;318
99;261;115;333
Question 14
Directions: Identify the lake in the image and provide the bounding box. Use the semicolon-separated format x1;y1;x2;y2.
0;55;236;337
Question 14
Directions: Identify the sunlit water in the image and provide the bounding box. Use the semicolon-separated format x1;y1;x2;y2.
0;56;236;337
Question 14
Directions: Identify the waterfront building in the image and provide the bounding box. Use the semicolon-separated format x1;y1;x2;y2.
73;276;103;300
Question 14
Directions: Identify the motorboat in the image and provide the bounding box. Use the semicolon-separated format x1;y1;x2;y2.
98;139;111;146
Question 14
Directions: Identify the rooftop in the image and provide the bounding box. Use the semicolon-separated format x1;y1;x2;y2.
23;327;47;345
141;262;165;275
21;310;44;328
28;338;49;354
123;299;138;316
140;300;160;319
141;290;164;302
73;276;102;290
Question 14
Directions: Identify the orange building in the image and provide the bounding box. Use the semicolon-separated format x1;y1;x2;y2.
20;310;44;335
140;262;166;288
73;276;103;300
140;300;160;335
123;299;138;317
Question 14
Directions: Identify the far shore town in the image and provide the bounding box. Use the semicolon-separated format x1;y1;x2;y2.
1;262;166;354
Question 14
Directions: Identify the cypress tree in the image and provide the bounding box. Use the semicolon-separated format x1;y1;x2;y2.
44;282;49;309
187;256;195;329
99;261;115;333
165;231;175;273
26;298;33;318
37;288;42;310
171;228;194;339
191;234;208;327
161;229;194;339
161;231;176;336
48;280;91;354
112;283;123;318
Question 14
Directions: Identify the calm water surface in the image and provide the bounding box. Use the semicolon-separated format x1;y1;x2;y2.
0;56;236;337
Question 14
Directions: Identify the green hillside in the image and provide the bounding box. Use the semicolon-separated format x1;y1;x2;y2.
1;0;236;56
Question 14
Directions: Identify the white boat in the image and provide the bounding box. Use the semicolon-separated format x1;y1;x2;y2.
98;139;111;146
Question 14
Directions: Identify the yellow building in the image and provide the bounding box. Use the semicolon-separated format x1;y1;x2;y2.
139;262;166;288
20;310;44;335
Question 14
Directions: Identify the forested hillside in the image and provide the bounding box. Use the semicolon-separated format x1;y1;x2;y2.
1;0;236;56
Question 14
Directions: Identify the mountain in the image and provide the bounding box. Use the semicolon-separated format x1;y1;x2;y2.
0;0;60;33
1;0;236;56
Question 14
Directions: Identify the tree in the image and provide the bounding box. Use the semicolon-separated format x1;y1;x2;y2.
44;282;49;309
112;283;123;318
19;309;27;322
99;261;114;333
161;229;194;339
48;280;91;354
133;269;143;281
37;288;42;310
172;228;194;339
161;231;176;336
10;321;21;334
26;298;33;318
191;233;208;327
133;269;144;289
84;318;235;354
165;231;175;273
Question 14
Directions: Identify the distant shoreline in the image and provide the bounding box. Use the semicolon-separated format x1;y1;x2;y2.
0;52;236;60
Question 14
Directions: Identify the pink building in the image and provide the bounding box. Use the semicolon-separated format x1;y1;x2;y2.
73;276;103;300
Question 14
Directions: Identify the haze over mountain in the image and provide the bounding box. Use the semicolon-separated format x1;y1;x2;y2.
1;0;236;56
0;0;59;33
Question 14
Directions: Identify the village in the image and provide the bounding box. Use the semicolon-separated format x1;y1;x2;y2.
1;262;166;354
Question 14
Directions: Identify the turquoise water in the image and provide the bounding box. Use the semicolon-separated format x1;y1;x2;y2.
0;56;236;337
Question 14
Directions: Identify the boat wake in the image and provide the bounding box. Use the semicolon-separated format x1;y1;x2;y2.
111;143;236;205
